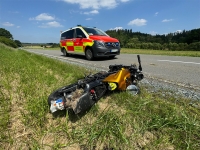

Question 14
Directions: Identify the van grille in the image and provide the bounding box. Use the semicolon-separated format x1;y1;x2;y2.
105;42;120;48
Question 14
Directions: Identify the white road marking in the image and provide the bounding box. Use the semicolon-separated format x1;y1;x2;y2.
158;60;200;65
26;50;97;66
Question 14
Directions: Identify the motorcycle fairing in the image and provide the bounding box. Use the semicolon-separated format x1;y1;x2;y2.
103;68;131;90
108;82;117;90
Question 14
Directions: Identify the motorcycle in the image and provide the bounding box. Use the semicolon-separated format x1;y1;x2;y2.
48;55;144;114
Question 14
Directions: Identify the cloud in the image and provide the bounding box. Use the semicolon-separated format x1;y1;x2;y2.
62;0;130;9
154;12;158;16
176;30;182;33
120;0;129;2
17;26;20;28
86;18;92;20
39;21;63;28
110;27;123;30
84;10;99;15
149;31;157;35
128;18;147;26
69;9;80;14
30;13;55;21
2;22;14;27
162;19;173;22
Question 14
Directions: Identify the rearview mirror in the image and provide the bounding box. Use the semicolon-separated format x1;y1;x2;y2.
126;84;139;95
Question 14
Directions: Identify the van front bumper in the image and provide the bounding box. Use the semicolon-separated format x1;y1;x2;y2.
92;46;120;58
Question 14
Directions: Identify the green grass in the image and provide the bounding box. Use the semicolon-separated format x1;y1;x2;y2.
121;48;200;57
0;43;200;149
23;45;60;50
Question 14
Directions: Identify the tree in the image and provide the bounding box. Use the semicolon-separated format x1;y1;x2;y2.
0;28;13;39
0;36;17;48
105;28;200;51
14;40;22;47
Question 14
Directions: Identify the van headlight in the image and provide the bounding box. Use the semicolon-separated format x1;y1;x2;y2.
95;40;105;47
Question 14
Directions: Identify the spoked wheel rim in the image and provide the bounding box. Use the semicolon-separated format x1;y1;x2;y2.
63;50;67;56
86;49;93;60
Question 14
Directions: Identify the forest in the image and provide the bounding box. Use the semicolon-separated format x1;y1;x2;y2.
106;28;200;51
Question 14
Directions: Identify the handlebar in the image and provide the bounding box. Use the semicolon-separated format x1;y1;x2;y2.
109;55;143;72
137;55;142;71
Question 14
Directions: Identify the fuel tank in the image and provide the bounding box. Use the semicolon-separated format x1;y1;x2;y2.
103;68;131;90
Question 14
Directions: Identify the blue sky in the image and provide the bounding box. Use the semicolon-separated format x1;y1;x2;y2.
0;0;200;43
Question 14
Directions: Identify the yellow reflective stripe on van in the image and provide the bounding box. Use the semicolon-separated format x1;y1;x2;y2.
66;41;74;46
74;46;83;52
83;41;94;47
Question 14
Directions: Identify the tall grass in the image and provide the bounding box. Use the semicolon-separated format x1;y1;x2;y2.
0;43;200;149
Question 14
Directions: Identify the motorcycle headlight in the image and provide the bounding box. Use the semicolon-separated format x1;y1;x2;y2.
95;40;105;47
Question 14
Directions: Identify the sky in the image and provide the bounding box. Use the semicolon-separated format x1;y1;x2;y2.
0;0;200;43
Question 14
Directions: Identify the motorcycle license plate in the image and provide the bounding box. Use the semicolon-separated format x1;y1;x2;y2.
110;49;118;52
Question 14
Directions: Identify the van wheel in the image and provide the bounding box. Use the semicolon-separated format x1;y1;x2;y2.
85;48;94;60
63;49;69;57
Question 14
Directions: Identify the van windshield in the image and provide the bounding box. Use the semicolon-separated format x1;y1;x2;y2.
83;27;108;36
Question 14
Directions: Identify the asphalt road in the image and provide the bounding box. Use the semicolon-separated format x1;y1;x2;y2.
26;49;200;90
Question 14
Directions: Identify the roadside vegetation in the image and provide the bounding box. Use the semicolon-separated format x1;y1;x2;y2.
121;48;200;57
0;43;200;149
0;28;22;48
106;28;200;51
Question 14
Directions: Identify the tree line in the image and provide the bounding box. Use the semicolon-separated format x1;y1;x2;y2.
106;28;200;51
0;28;22;48
1;27;199;50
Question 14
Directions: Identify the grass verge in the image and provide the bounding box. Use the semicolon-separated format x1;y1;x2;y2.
0;43;200;149
121;48;200;57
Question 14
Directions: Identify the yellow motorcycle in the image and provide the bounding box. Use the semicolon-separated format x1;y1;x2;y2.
48;55;143;114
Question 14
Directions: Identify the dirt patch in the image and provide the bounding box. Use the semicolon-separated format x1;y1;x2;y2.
43;113;83;149
98;97;126;115
137;131;155;148
135;131;174;150
1;73;34;149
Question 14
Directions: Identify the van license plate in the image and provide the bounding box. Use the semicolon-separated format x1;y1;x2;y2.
111;49;118;52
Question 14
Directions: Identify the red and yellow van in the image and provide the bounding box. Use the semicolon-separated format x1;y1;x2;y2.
60;25;120;60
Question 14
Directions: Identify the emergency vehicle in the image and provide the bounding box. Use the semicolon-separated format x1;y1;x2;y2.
60;25;120;60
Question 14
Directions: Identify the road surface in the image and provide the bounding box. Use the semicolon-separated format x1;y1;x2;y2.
26;49;200;90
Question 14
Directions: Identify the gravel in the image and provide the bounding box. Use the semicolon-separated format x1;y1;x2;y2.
141;75;200;98
140;76;200;109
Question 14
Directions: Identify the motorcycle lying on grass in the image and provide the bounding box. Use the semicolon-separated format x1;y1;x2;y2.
48;55;144;115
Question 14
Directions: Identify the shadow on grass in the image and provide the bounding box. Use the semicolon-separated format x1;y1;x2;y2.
51;106;94;123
